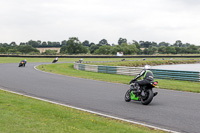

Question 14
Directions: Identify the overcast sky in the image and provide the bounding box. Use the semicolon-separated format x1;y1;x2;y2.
1;0;200;45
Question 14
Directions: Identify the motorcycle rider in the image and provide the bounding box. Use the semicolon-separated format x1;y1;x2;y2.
18;59;27;67
21;59;27;66
52;57;58;63
129;65;154;93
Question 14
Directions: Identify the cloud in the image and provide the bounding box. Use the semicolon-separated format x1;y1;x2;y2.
0;0;200;45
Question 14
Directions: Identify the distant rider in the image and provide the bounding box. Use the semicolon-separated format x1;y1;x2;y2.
52;57;58;63
21;59;27;66
129;65;154;93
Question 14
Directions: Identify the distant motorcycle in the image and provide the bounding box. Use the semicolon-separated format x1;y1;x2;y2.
125;80;158;105
18;61;26;67
52;59;58;63
52;57;58;63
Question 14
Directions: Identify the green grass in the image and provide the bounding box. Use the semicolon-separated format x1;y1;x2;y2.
0;90;164;133
1;57;200;64
0;57;126;63
37;63;200;93
89;59;200;67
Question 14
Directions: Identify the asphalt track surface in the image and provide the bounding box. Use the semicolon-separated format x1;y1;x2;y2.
0;62;200;133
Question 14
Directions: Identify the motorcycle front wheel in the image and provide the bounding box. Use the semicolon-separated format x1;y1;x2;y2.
124;89;131;102
141;89;154;105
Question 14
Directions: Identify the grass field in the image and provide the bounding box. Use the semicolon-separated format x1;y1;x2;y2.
88;59;200;67
0;57;125;63
0;56;200;64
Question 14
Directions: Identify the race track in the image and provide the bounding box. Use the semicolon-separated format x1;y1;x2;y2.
0;62;200;133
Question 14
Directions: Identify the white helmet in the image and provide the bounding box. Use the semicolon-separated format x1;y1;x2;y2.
144;65;151;70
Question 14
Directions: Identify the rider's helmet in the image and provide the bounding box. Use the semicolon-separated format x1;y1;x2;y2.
24;59;27;61
144;65;151;70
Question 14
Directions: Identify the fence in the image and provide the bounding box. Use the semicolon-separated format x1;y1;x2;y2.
74;63;200;82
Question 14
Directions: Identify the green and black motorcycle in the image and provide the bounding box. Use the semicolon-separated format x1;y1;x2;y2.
125;80;158;105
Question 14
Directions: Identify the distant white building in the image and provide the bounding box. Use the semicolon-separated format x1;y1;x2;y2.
116;52;123;56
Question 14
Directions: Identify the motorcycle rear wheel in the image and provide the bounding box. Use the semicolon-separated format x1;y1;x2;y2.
124;89;131;102
141;89;154;105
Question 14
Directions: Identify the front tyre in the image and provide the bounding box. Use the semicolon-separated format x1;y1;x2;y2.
125;89;131;102
141;89;154;105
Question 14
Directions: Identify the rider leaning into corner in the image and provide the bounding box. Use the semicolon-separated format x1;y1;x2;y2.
129;65;156;94
21;59;27;66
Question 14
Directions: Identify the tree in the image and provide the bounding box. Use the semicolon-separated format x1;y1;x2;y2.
37;40;42;46
166;46;176;54
94;45;112;54
10;42;17;46
8;48;17;54
140;41;152;48
182;43;190;47
41;42;48;47
27;40;39;48
89;44;99;54
110;43;138;55
158;46;166;54
42;50;57;55
186;45;199;54
173;40;182;47
175;47;181;54
143;48;149;54
20;42;26;45
66;37;88;54
99;39;109;45
158;42;170;47
118;38;127;45
82;40;90;47
147;46;157;54
60;45;68;54
0;47;6;53
17;45;39;54
110;45;119;54
52;42;61;47
126;44;138;55
61;40;68;46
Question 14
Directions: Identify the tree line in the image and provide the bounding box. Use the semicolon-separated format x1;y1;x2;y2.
0;37;200;55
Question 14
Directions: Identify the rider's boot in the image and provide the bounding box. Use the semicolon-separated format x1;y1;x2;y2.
154;92;158;97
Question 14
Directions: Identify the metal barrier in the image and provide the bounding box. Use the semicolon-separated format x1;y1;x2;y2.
74;63;200;82
151;69;200;82
74;63;142;76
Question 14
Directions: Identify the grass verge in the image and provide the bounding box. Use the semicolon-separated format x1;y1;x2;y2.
37;63;200;93
89;59;200;67
0;90;164;133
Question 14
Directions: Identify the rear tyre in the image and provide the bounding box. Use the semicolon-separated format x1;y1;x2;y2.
125;89;131;102
141;89;154;105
